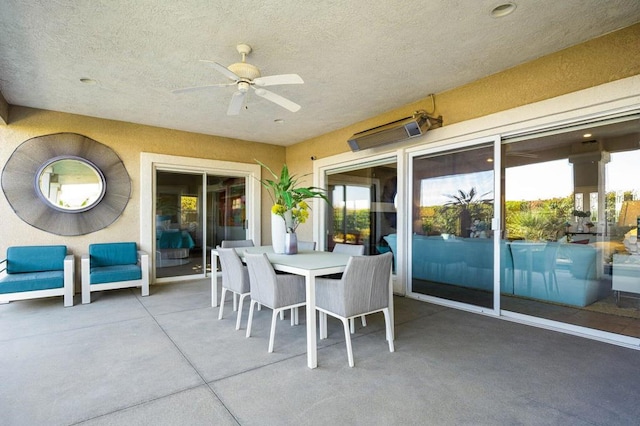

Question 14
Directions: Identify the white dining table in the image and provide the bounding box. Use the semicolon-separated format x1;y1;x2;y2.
211;245;394;368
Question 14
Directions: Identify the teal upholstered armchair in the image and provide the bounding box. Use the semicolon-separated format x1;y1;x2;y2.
81;242;149;304
0;245;74;307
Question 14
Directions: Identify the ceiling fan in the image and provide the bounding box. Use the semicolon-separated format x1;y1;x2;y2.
173;43;304;115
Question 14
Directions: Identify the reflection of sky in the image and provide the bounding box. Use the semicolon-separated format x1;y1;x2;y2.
421;171;493;206
504;152;640;201
332;185;371;209
60;184;101;207
505;160;572;201
607;151;640;192
336;150;640;209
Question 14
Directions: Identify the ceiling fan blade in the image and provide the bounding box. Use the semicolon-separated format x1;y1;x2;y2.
227;91;246;115
253;74;304;87
253;88;301;112
199;60;240;82
172;83;235;94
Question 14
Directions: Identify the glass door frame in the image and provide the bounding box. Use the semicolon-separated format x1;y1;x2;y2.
406;136;502;316
140;153;261;283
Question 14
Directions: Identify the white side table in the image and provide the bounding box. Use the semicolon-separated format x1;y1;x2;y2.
612;253;640;305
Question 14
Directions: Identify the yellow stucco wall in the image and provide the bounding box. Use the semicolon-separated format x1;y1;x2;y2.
0;107;285;259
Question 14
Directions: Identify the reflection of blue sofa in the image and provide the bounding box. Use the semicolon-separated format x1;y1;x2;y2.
384;235;513;294
384;234;610;307
511;241;608;307
157;229;195;249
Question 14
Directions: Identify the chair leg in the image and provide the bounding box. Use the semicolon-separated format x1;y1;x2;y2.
319;312;326;339
322;312;328;339
294;307;299;325
233;293;238;311
218;288;228;320
290;307;300;326
269;309;279;353
349;315;367;333
383;308;395;352
341;317;354;367
236;294;249;330
246;300;257;338
280;310;285;320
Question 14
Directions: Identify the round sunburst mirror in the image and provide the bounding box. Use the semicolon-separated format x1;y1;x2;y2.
2;133;131;235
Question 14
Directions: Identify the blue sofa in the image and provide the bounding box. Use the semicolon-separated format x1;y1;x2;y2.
81;242;149;304
384;234;609;307
0;245;74;307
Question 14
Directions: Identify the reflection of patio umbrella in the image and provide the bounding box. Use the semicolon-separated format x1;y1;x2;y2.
617;200;640;226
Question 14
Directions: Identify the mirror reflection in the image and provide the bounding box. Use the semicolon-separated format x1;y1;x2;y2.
36;157;105;212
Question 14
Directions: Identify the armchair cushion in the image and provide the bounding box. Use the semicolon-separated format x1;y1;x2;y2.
0;270;64;293
6;245;67;274
90;264;142;285
89;242;138;267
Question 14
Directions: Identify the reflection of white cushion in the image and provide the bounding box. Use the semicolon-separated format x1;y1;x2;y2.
156;215;172;230
624;228;638;253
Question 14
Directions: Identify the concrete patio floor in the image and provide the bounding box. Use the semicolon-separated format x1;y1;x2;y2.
1;278;639;425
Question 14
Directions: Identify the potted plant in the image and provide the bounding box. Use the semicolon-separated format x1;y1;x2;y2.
572;209;591;232
256;160;329;253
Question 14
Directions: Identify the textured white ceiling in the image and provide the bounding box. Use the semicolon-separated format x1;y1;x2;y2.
1;1;639;145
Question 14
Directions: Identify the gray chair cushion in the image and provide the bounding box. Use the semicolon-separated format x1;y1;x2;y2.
316;252;392;318
244;252;305;309
217;247;250;294
221;240;254;248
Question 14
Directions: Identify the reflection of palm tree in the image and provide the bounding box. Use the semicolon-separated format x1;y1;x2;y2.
444;187;493;236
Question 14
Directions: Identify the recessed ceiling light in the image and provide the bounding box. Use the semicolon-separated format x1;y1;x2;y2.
79;78;97;85
583;133;592;138
487;158;494;163
491;2;517;18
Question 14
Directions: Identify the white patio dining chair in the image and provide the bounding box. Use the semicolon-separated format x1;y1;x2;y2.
297;240;316;250
316;252;394;367
332;243;366;332
221;239;254;248
220;239;254;311
244;252;306;353
217;247;251;330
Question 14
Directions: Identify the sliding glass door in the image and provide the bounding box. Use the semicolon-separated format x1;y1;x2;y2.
325;161;397;256
155;171;247;280
410;145;496;309
501;116;640;338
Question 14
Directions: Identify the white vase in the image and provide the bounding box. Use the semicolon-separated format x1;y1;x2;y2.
271;211;293;254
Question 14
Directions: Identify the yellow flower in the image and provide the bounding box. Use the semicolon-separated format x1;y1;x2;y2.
271;204;286;215
298;200;308;209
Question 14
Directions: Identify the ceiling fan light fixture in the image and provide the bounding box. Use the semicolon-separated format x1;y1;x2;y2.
491;2;517;18
228;62;261;80
237;81;250;93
